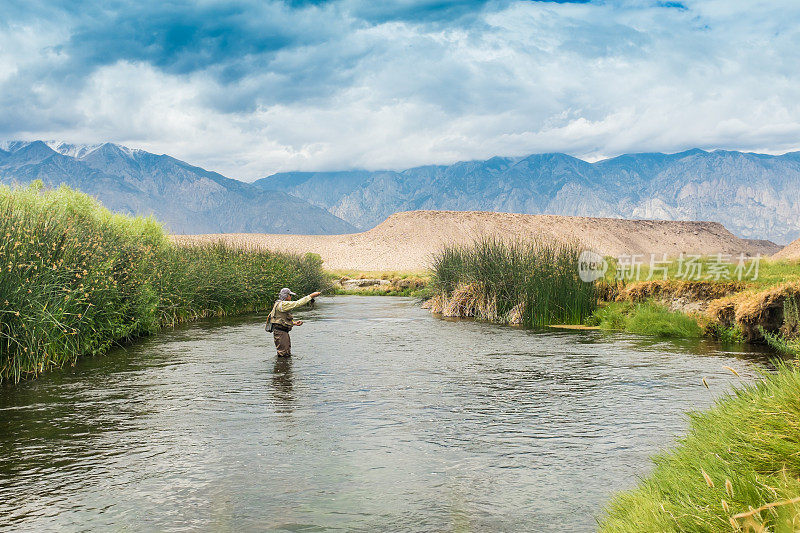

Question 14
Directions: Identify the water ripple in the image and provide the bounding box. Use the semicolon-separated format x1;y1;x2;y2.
0;296;769;532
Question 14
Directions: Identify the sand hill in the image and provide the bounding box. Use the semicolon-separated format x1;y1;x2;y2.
172;210;781;272
773;238;800;261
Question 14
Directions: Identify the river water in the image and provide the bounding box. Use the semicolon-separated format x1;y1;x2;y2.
0;296;770;532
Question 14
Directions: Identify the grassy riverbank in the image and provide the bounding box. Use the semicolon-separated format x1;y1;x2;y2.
591;263;800;529
0;184;326;383
588;301;704;338
328;270;431;297
419;239;800;529
427;237;596;326
412;237;800;530
595;279;800;354
600;361;800;532
606;255;800;291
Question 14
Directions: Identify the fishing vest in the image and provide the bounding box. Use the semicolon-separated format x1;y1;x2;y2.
268;300;294;331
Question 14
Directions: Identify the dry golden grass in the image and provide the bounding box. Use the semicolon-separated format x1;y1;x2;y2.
430;282;526;324
618;280;748;303
706;282;800;339
329;269;429;280
420;293;444;313
441;283;485;318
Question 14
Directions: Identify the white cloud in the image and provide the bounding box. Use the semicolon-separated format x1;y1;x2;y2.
1;0;799;179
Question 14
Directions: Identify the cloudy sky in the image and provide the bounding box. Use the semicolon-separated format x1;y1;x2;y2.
1;0;799;179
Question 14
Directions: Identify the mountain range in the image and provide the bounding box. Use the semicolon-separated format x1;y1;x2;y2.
0;141;356;234
1;141;798;243
254;149;800;244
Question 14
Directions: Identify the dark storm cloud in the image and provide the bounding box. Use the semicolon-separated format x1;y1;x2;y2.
65;2;321;76
657;2;688;10
5;0;597;76
0;0;606;113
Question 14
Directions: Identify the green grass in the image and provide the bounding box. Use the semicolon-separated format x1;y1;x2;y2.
430;237;596;327
588;301;703;338
758;295;800;356
0;183;327;383
327;269;427;280
703;322;746;344
760;330;800;356
327;270;430;298
333;287;432;298
602;255;800;290
599;361;800;532
747;260;800;289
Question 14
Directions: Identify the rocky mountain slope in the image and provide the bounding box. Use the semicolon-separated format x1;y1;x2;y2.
774;238;800;261
0;141;356;234
173;210;777;272
254;150;800;243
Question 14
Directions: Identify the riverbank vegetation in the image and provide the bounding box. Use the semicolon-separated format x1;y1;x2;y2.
588;301;703;338
600;361;800;532
0;183;326;383
595;264;800;530
423;237;800;343
420;238;800;529
760;295;800;357
329;270;431;297
603;255;800;290
591;263;800;349
427;237;596;326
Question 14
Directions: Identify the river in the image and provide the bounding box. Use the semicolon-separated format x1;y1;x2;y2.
0;296;770;531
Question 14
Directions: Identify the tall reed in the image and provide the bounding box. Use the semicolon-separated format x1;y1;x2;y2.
0;183;326;383
430;236;596;326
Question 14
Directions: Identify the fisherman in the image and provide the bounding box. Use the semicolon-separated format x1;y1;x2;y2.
266;287;322;357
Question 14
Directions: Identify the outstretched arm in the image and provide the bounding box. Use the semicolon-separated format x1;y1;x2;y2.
278;292;322;312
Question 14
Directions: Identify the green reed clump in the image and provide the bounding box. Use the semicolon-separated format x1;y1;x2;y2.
150;243;325;327
0;183;326;383
589;301;703;338
430;236;596;326
599;361;800;532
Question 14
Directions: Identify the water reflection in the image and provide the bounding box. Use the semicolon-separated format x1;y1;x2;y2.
271;357;295;412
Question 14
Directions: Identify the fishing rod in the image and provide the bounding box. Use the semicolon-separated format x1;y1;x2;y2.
308;286;336;308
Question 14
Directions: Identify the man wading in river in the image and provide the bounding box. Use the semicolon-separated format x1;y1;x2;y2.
266;287;321;357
